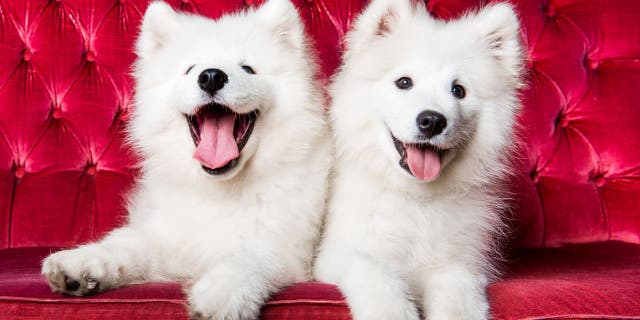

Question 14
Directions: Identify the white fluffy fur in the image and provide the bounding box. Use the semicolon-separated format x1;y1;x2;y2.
41;1;331;319
314;1;524;319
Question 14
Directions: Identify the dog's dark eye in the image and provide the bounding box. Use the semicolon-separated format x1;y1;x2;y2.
242;65;256;75
452;84;466;99
395;77;413;90
185;65;195;75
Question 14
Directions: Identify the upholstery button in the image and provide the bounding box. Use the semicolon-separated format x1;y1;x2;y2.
52;109;63;119
559;117;569;128
426;1;435;12
86;165;97;176
526;59;534;69
546;5;557;18
593;174;606;187
86;50;95;62
587;58;599;70
23;49;32;62
556;113;569;128
119;110;129;121
530;169;539;183
15;166;25;179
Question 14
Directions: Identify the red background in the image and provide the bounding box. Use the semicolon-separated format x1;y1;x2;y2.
1;0;639;250
0;0;639;319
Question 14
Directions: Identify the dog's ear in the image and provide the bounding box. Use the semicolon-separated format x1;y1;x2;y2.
136;2;180;58
469;3;524;79
256;0;305;50
346;0;413;51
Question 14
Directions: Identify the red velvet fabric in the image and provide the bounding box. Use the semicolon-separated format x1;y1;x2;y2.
490;242;640;319
1;0;640;318
2;243;640;320
0;0;639;250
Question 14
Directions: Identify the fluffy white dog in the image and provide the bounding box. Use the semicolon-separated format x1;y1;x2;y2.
41;1;331;319
314;0;524;319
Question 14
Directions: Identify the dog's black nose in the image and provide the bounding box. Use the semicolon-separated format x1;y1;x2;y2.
198;68;228;96
417;110;447;138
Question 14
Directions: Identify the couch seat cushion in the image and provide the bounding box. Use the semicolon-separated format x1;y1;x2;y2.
490;241;640;319
1;242;639;320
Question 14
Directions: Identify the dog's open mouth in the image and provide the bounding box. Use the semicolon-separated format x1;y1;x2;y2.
392;134;448;181
186;103;258;175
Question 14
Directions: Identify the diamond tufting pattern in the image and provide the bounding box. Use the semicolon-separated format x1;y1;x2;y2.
0;0;639;250
1;1;640;319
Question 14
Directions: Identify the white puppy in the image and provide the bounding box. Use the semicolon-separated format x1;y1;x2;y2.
42;1;331;319
315;0;524;319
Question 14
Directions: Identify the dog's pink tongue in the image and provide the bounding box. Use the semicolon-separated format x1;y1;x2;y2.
193;112;239;169
406;145;441;181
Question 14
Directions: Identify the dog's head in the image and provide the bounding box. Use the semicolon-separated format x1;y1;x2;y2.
131;0;311;181
332;0;524;184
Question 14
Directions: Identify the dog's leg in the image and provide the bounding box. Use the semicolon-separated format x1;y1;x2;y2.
338;258;420;320
187;249;292;320
422;265;489;320
41;227;153;296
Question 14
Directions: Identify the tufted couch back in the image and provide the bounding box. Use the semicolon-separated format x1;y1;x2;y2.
0;0;638;249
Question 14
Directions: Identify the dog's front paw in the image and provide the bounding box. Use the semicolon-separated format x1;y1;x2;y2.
350;300;420;320
41;247;118;296
424;268;489;320
428;296;489;320
187;276;264;320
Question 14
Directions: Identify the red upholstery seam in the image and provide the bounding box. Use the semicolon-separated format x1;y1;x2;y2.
0;296;348;307
0;296;186;305
556;15;590;53
315;1;345;38
521;314;640;320
534;68;568;116
265;299;347;306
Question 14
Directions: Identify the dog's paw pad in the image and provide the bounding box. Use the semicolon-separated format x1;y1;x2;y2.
86;278;99;291
42;250;108;296
63;275;80;291
57;274;100;296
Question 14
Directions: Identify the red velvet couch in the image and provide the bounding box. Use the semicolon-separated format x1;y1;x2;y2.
1;0;639;319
